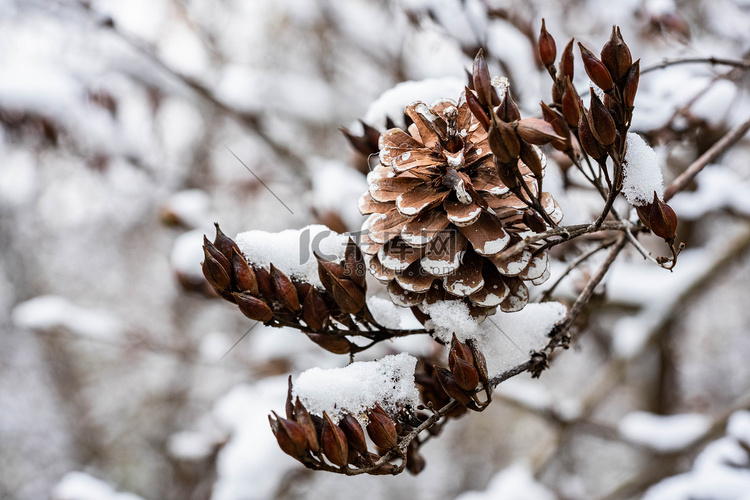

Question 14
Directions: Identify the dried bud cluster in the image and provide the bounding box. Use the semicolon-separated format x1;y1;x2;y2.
636;192;679;241
432;334;491;411
202;224;370;354
270;379;427;475
360;50;563;321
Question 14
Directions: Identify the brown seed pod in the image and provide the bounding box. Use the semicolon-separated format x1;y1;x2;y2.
601;26;632;82
213;223;241;261
366;407;399;450
269;411;308;458
561;78;581;128
254;266;276;300
497;88;521;123
579;42;614;92
344;238;367;290
294;398;320;453
202;249;232;291
588;90;616;147
269;264;301;312
449;352;479;391
648;193;678;240
231;249;259;295
285;376;295;419
472;49;493;107
302;287;329;331
315;253;346;293
450;333;474;366
538;19;557;67
465;87;490;130
488;117;521;163
321;412;349;468
578;111;608;160
434;366;473;406
540;102;571;151
559;38;575;81
516;118;564;145
339;414;368;454
329;274;366;314
233;292;274;323
306;333;352;354
467;339;489;385
622;59;640;109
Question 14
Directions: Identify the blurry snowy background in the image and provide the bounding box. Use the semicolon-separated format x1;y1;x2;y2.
2;0;750;499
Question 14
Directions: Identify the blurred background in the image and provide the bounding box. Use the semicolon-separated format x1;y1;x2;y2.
2;0;750;499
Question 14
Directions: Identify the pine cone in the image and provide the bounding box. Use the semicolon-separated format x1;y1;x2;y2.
359;93;562;317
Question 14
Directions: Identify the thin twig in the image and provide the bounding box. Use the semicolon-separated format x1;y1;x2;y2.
538;238;618;302
642;56;750;75
664;116;750;201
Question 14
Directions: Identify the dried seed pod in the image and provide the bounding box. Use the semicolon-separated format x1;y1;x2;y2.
285;376;295;419
472;49;493;107
269;411;308;458
450;351;479;391
339;414;368;454
538;19;557;67
578;43;614;92
559;39;575;81
315;253;346;292
233;292;274;323
523;211;547;234
254;266;276;300
497;88;521;122
213;223;241;261
516;118;564;146
540;102;571;151
321;412;349;468
635;202;652;228
302;287;328;331
450;333;474;366
269;264;301;312
344;238;367;290
561;78;581;128
488;117;521;163
494;157;520;191
306;333;352;354
434;366;473;406
467;339;489;385
465;87;490;130
329;275;366;314
578;111;607;160
231;249;259;295
588;90;616;146
601;26;632;81
294;398;320;453
202;249;232;291
622;59;640;109
648;193;678;240
366;407;399;450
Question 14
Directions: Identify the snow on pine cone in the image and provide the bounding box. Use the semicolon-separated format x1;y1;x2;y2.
358;93;563;318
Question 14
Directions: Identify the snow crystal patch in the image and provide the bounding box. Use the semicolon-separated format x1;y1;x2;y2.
53;472;145;500
424;301;566;377
367;296;402;329
292;353;419;423
363;77;465;130
619;411;711;453
455;462;556;500
235;225;350;289
12;295;122;340
622;133;665;206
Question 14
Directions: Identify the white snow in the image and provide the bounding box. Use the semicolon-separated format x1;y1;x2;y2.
160;189;212;229
309;159;367;231
622;133;665;206
727;410;750;444
669;166;750;220
12;295;123;340
52;472;145;500
367;296;403;329
166;430;218;461
424;301;566;377
362;77;466;130
171;229;210;282
455;462;556;500
619;411;711;453
211;378;297;500
235;225;351;289
292;353;420;423
642;411;750;500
